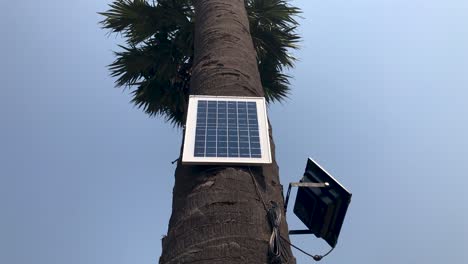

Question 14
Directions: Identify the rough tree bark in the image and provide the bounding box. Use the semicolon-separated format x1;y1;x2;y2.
160;0;295;263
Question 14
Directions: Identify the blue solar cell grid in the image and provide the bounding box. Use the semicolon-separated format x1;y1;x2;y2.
194;100;262;158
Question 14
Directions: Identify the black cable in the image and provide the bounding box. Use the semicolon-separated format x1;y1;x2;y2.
267;201;282;263
280;235;334;261
248;167;291;263
248;167;268;211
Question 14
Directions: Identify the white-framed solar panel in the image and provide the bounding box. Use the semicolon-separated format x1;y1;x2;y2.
182;95;272;164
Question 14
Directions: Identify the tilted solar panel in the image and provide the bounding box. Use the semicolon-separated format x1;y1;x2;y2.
182;96;271;164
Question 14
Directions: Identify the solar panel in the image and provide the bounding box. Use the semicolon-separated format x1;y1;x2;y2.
182;96;271;164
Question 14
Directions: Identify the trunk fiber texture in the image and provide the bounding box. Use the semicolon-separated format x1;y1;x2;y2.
160;0;295;263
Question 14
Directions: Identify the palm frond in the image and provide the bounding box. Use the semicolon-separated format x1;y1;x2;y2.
247;0;300;68
131;76;189;125
259;54;291;103
99;0;158;45
99;0;193;45
246;0;300;102
108;37;192;125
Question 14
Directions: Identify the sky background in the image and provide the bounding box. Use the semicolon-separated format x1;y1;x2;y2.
1;0;467;263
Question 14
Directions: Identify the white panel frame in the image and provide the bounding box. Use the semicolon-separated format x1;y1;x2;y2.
182;95;272;165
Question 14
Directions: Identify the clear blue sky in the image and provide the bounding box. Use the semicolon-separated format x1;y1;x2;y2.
1;0;467;263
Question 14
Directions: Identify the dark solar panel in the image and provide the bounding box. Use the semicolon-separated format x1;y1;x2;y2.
194;100;262;158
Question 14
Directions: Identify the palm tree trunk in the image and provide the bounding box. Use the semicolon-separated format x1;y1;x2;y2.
160;0;295;263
